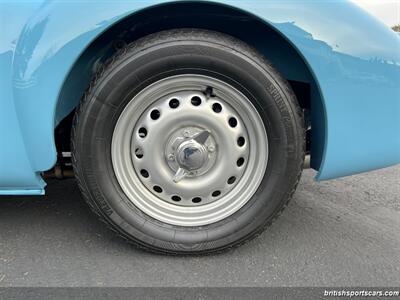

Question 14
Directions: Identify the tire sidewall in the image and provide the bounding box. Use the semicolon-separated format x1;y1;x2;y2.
74;30;304;253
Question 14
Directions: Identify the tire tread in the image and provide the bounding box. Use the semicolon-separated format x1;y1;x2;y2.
71;29;305;255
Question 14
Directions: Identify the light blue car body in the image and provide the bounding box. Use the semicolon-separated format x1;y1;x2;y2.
0;0;399;195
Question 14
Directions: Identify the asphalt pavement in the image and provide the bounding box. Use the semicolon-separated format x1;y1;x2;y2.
0;166;399;287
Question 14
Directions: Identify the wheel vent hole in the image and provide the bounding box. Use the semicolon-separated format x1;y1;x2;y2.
171;195;181;202
150;109;161;120
237;136;245;147
228;117;238;128
192;197;202;203
227;176;236;184
212;191;221;197
169;98;180;109
135;148;143;159
140;169;149;178
153;186;163;193
191;96;202;106
212;103;222;113
237;157;245;167
138;127;147;138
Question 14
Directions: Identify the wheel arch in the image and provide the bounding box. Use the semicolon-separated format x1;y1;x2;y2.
9;0;400;194
55;1;326;172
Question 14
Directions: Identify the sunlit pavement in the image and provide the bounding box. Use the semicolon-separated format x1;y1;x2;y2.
0;166;399;287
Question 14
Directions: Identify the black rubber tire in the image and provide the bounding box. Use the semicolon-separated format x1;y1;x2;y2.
72;29;305;255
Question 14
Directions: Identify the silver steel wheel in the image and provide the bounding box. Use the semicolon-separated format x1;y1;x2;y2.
112;74;268;226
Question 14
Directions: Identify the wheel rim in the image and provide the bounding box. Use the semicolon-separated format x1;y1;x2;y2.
112;74;268;226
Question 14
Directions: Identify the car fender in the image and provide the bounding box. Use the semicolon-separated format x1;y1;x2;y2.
1;0;399;193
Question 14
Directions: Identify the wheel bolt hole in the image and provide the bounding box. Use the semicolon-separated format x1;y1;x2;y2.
191;96;202;106
169;98;180;109
171;195;181;202
227;176;236;184
150;109;161;120
212;190;221;197
228;117;238;128
212;103;222;113
138;127;147;138
140;169;149;178
153;186;163;193
192;197;202;203
237;136;245;147
135;148;143;159
237;157;245;167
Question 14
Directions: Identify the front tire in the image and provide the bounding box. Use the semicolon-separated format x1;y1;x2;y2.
72;29;304;254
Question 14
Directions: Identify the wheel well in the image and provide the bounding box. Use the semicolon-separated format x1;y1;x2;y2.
55;1;324;169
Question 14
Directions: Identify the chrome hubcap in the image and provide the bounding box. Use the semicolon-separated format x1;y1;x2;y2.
176;139;208;171
111;75;268;226
164;128;217;182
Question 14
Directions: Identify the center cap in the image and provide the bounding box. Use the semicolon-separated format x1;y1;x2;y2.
176;140;208;170
164;128;217;183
